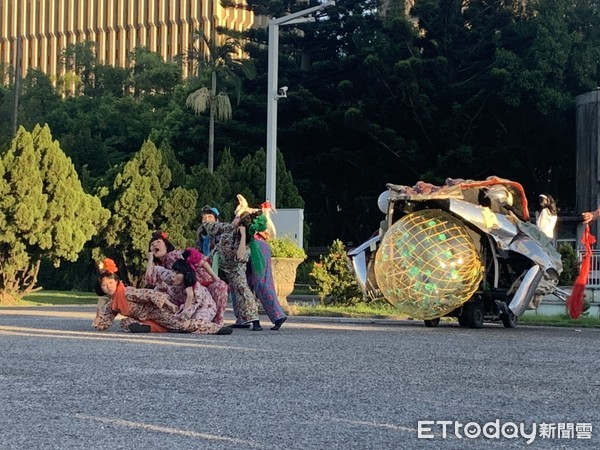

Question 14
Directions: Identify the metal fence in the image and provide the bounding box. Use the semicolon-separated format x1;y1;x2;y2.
580;250;600;287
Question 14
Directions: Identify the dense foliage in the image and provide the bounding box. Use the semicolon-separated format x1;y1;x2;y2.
558;243;580;286
269;237;307;258
310;239;363;305
0;126;109;301
1;0;599;253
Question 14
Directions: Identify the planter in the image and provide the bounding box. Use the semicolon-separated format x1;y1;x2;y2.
271;257;304;314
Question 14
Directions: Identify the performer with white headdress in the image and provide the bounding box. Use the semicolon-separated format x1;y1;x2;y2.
231;195;287;330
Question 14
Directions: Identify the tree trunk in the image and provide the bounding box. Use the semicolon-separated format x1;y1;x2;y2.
22;259;42;294
0;291;19;305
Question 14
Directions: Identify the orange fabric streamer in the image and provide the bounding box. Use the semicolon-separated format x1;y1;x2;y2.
140;320;169;333
108;282;169;332
110;282;132;317
567;225;596;319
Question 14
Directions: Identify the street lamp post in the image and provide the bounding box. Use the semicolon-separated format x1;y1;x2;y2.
265;1;335;207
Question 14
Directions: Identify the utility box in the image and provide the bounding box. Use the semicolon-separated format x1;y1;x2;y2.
271;209;304;248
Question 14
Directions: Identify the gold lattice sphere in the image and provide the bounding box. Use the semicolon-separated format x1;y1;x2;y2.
375;210;483;320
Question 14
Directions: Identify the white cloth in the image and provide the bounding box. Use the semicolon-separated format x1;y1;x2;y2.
536;208;557;239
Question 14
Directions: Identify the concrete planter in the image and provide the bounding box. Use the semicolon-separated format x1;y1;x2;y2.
271;257;304;314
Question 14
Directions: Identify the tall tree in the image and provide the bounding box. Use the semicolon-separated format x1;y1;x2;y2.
158;187;199;247
101;140;171;285
185;30;256;172
129;47;182;102
99;140;199;285
18;69;61;130
59;41;97;95
0;125;109;302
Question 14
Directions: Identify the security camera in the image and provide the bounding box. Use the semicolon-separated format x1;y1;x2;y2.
278;86;288;97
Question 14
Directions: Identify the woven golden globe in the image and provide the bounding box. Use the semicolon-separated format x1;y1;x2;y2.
375;209;483;320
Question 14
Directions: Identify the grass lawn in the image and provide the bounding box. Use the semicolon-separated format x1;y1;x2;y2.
518;314;600;328
295;303;407;319
20;290;98;306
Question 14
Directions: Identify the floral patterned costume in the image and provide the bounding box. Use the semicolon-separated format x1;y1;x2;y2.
148;250;228;326
93;285;220;334
202;222;259;323
247;237;286;324
147;265;217;324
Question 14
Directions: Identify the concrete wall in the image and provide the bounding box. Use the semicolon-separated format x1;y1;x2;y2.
527;288;600;317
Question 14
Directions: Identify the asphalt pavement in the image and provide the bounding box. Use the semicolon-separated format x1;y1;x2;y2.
0;305;599;449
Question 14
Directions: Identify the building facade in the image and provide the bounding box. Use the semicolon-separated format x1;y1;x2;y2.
0;0;257;80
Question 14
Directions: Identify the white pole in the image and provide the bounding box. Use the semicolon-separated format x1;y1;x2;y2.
266;19;279;206
265;1;336;208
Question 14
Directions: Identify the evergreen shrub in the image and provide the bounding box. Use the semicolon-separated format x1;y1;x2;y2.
310;239;363;306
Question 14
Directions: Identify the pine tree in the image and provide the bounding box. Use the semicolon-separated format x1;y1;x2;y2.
158;140;186;188
0;126;109;302
0;128;49;299
102;140;171;285
310;239;363;306
185;164;224;214
33;124;109;262
158;187;199;248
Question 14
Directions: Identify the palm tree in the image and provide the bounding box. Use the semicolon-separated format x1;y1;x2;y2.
185;29;256;173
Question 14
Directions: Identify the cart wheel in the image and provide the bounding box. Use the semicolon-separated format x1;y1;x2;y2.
424;318;440;327
460;303;484;328
501;313;518;328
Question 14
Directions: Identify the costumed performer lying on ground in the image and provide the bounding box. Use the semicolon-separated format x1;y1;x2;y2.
92;258;232;335
147;231;228;326
146;249;219;324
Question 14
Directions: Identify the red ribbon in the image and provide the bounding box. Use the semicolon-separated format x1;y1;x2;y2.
261;201;274;211
567;225;596;319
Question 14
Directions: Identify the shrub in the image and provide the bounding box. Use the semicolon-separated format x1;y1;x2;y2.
310;239;363;306
295;260;315;286
269;237;307;259
558;243;579;286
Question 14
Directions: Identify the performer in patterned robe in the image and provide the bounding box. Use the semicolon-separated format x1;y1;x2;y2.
200;213;263;331
146;256;217;324
93;258;231;335
146;232;228;326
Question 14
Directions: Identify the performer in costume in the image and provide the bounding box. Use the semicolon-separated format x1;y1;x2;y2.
200;211;263;331
536;194;557;240
92;258;232;334
146;231;228;326
146;250;218;324
197;205;221;256
233;196;287;330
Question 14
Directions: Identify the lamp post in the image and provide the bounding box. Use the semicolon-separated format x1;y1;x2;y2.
12;1;22;136
265;1;336;207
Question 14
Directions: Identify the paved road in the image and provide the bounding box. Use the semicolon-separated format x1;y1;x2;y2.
0;306;599;449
